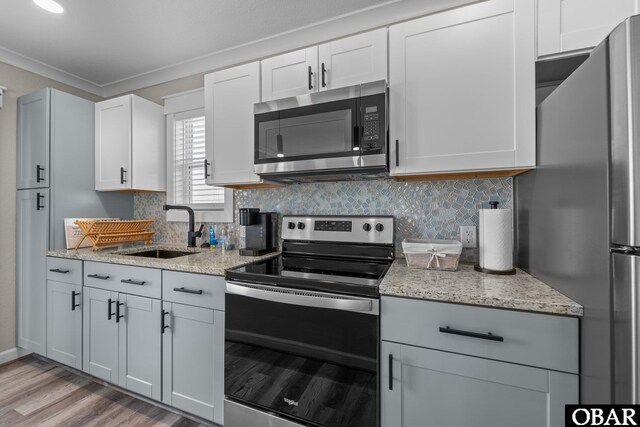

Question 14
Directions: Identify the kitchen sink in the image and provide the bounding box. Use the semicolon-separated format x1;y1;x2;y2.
124;249;194;259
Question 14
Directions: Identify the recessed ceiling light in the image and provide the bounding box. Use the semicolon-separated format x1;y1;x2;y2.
33;0;64;14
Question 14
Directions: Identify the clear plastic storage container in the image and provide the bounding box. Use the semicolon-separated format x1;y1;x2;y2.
402;239;463;271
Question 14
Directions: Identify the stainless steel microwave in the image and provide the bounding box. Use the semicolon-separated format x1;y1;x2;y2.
253;80;388;183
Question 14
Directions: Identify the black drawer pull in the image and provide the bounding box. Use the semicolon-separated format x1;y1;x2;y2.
204;159;211;179
388;353;394;391
161;310;170;334
395;140;399;167
120;167;127;184
88;274;110;280
116;301;124;323
71;291;80;311
49;268;69;274
439;326;504;342
173;287;203;295
121;279;146;286
108;298;115;320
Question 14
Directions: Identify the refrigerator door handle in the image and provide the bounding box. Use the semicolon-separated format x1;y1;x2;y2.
612;251;639;403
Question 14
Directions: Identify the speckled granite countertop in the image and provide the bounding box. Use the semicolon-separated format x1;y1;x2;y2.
47;244;280;276
380;259;583;317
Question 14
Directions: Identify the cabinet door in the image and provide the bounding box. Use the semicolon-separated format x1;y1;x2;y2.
17;88;49;189
46;281;82;369
83;287;119;383
205;62;262;186
318;28;387;91
95;96;132;191
16;189;49;355
118;294;162;400
538;0;639;57
162;302;224;425
381;341;578;427
389;0;535;175
261;47;318;101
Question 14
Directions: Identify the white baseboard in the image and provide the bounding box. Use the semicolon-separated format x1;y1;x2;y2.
0;347;31;365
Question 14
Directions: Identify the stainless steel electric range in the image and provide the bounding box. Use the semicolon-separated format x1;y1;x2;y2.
224;215;394;427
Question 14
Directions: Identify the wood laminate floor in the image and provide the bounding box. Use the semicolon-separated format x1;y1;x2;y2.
0;356;209;427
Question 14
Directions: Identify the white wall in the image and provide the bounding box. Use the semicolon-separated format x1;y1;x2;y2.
0;61;102;353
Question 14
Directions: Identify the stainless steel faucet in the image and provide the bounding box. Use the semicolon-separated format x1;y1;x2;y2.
162;204;204;247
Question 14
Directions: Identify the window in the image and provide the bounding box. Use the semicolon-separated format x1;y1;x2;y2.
173;110;222;208
165;89;233;222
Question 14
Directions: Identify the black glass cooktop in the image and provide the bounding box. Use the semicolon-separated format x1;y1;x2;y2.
225;255;391;298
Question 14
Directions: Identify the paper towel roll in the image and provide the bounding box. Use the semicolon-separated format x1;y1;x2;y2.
479;207;513;272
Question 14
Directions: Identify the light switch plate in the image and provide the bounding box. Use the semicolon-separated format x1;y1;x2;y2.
460;226;477;248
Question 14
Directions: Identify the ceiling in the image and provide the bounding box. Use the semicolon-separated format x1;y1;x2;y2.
0;0;474;96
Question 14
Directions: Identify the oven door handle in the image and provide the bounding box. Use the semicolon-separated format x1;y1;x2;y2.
226;282;378;314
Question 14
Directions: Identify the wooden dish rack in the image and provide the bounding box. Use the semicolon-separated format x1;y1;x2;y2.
74;220;155;250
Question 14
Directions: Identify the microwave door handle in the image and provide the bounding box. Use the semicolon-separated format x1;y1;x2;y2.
353;125;360;152
226;282;375;314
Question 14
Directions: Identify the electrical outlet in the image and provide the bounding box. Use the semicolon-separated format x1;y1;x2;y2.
460;226;477;248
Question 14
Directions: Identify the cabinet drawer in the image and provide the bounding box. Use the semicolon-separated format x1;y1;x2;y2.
47;257;83;285
381;296;579;374
162;271;224;310
84;261;161;299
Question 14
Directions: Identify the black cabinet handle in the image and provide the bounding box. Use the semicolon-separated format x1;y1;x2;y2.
36;165;45;183
308;66;313;90
121;279;146;286
161;310;170;334
49;268;69;274
36;192;45;211
204;159;211;179
108;298;115;320
321;62;327;87
88;274;110;280
120;167;127;184
395;140;399;167
439;326;504;342
116;301;124;323
71;291;80;311
173;287;203;295
388;353;394;391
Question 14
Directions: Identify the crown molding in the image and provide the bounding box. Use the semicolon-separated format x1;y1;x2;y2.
1;0;477;98
0;45;104;96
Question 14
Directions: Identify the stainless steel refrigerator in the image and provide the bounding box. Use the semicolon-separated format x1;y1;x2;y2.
517;15;640;404
16;88;133;356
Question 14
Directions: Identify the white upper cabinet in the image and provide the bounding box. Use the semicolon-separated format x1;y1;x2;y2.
318;28;388;91
95;94;165;191
205;62;262;186
261;47;318;101
260;29;388;102
389;0;535;176
538;0;639;58
17;89;49;190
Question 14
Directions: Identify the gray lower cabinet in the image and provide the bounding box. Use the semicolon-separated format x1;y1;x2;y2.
16;189;49;355
381;341;578;427
83;287;119;383
162;270;225;425
83;286;161;400
380;296;579;427
46;280;82;369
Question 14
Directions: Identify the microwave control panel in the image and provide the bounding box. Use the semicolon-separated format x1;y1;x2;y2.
360;93;386;153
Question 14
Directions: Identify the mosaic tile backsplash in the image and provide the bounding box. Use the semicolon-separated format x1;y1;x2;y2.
134;178;513;262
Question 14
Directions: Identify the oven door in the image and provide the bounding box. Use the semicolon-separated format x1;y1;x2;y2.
224;281;379;427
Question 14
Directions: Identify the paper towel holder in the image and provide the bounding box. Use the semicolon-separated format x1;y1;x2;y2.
475;200;516;275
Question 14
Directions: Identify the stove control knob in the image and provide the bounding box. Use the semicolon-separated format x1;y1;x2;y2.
297;222;306;230
287;222;296;230
375;223;385;232
363;223;372;232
